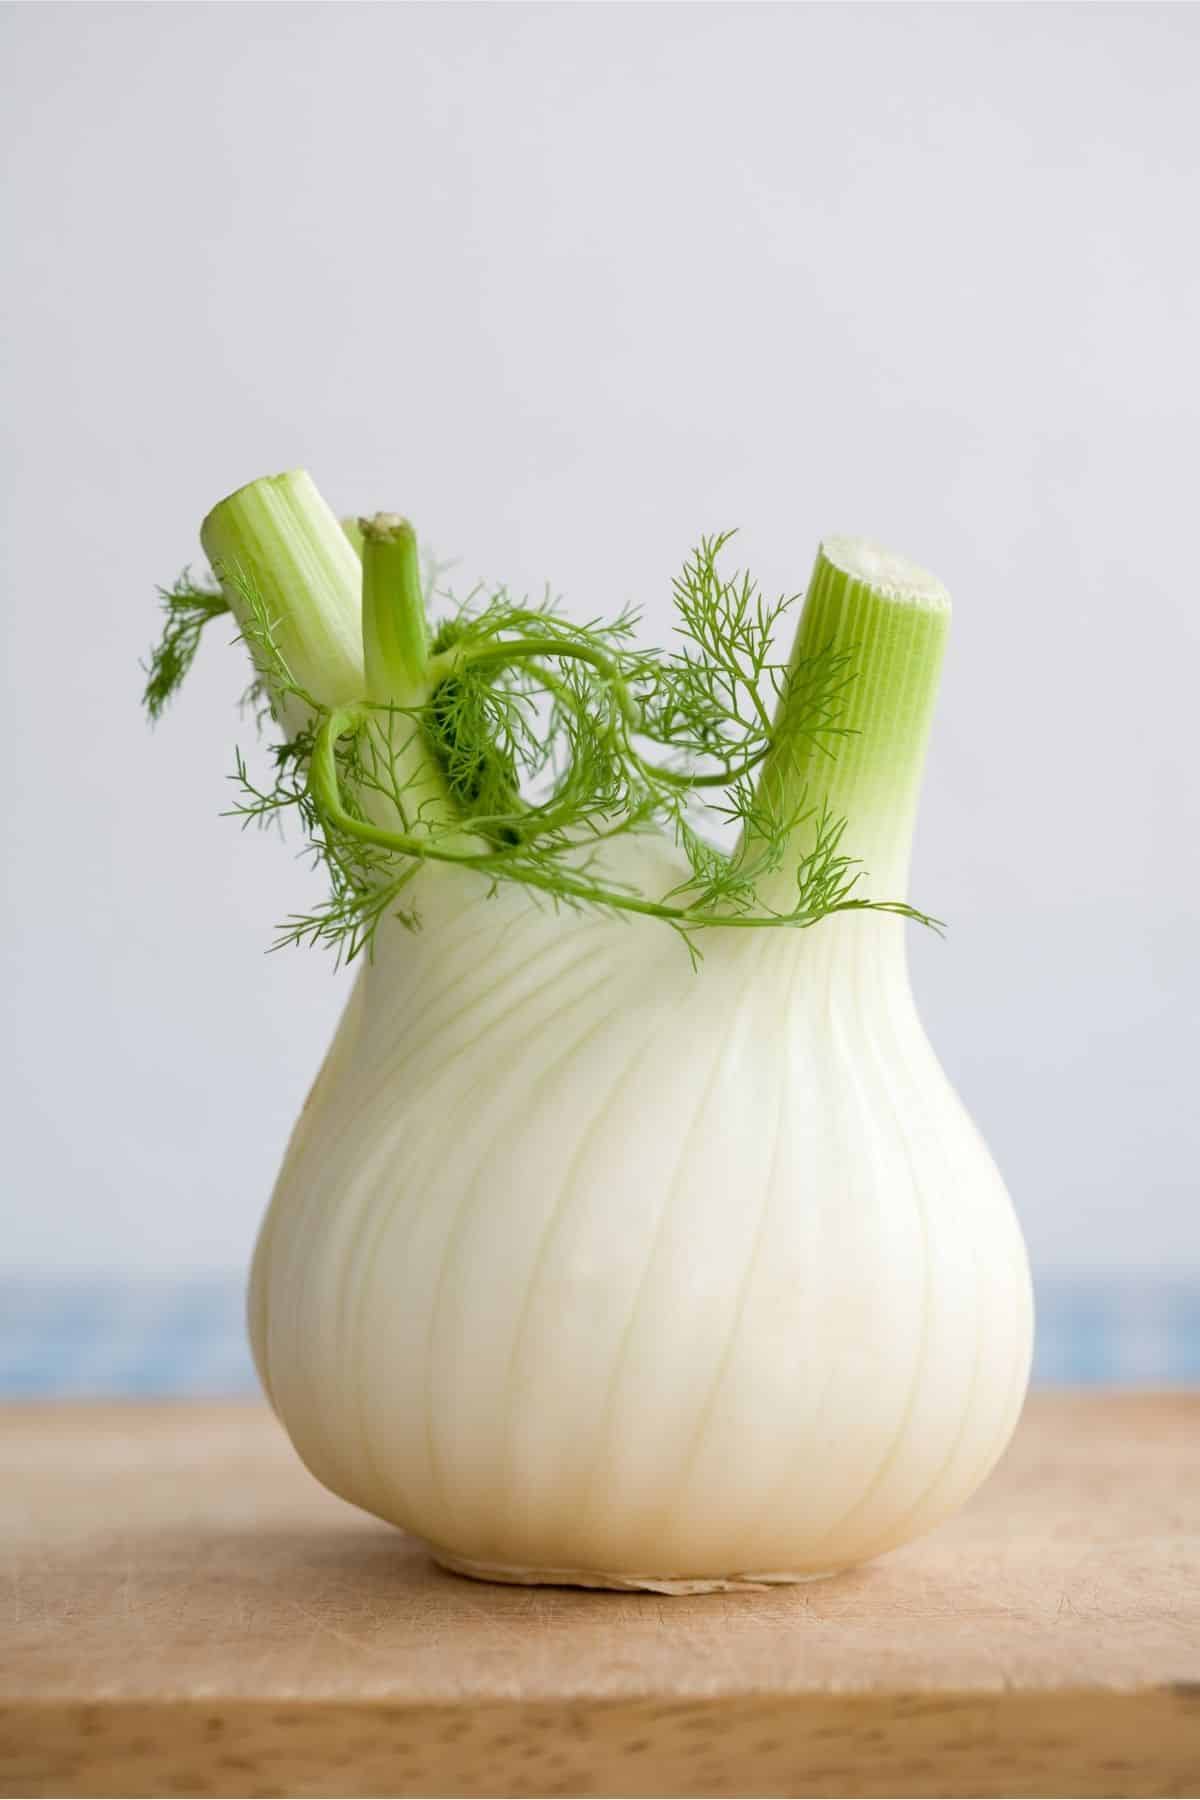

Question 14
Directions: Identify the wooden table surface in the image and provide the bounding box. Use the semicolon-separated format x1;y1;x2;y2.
1;1393;1196;1797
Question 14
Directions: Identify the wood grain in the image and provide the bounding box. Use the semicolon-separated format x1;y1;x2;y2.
1;1394;1197;1796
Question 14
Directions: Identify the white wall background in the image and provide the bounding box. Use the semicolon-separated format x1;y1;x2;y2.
3;2;1197;1280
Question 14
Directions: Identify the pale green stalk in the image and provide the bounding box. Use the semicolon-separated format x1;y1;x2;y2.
200;470;364;730
360;515;429;705
748;539;951;909
358;514;455;832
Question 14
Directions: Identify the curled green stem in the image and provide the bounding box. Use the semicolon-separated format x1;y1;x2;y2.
307;707;935;938
441;637;770;793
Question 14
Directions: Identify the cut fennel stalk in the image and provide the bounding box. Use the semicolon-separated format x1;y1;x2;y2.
146;471;1032;1590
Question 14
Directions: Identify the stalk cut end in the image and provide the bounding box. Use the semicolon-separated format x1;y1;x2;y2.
820;536;951;611
360;513;415;544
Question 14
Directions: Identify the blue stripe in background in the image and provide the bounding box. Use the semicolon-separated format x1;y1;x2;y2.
0;1277;1197;1398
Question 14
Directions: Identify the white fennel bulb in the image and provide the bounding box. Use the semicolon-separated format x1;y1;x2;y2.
148;471;1032;1591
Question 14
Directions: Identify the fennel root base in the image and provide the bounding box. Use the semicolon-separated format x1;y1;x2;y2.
428;1546;844;1595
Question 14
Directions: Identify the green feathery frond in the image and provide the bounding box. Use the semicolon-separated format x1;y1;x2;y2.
142;574;231;721
146;529;939;966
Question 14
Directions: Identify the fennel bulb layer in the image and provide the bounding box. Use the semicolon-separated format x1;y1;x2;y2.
248;852;1030;1587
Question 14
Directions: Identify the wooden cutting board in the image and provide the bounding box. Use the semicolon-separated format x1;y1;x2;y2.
1;1393;1196;1797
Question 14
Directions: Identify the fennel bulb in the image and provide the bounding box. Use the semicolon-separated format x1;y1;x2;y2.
147;471;1032;1591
